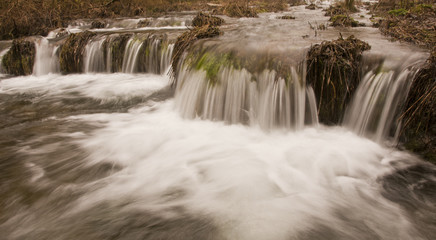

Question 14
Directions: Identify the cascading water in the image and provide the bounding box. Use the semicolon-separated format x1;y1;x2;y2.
84;37;106;73
175;65;317;128
81;34;174;74
122;38;144;73
0;6;435;240
343;55;424;143
343;69;414;142
33;38;60;76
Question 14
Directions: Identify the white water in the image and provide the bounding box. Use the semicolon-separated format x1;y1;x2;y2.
146;38;174;74
0;73;168;101
176;66;317;129
0;72;431;239
343;69;415;142
33;38;60;76
122;38;144;73
70;103;420;240
0;6;435;240
84;38;106;73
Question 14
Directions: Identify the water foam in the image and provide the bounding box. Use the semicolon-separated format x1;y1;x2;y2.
66;100;422;239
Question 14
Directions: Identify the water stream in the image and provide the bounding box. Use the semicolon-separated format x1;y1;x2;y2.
0;3;435;240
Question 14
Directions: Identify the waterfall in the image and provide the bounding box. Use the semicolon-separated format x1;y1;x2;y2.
84;37;106;73
342;53;426;143
175;65;318;129
161;43;174;74
33;38;60;76
343;68;416;142
138;37;174;74
122;38;144;73
174;47;426;140
30;33;174;75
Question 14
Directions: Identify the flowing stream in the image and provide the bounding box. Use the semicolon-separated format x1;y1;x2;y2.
0;3;435;240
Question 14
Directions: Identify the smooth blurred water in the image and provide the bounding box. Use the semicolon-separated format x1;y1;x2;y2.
0;3;435;240
0;71;435;240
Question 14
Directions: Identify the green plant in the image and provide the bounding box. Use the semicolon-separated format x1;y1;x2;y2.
388;8;408;16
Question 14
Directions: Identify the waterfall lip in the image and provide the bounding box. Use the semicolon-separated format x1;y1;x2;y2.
91;26;189;33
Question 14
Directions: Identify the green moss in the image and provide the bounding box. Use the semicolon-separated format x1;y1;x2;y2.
184;51;234;85
1;39;35;76
388;9;408;16
181;46;303;88
410;4;434;13
171;22;223;83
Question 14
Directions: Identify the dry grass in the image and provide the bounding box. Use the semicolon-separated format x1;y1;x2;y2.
401;49;436;163
377;4;436;49
306;35;371;124
0;0;291;40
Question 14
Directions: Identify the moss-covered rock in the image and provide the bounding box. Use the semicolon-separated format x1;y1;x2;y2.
306;35;371;124
401;49;436;164
59;31;96;73
180;44;304;88
103;34;132;72
1;39;35;76
171;12;224;83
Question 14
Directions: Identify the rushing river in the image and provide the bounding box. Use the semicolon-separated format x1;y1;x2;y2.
1;3;435;240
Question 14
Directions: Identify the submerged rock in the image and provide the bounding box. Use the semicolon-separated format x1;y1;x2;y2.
91;21;106;29
137;19;151;28
306;35;371;124
1;39;35;76
59;31;96;73
277;15;296;20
